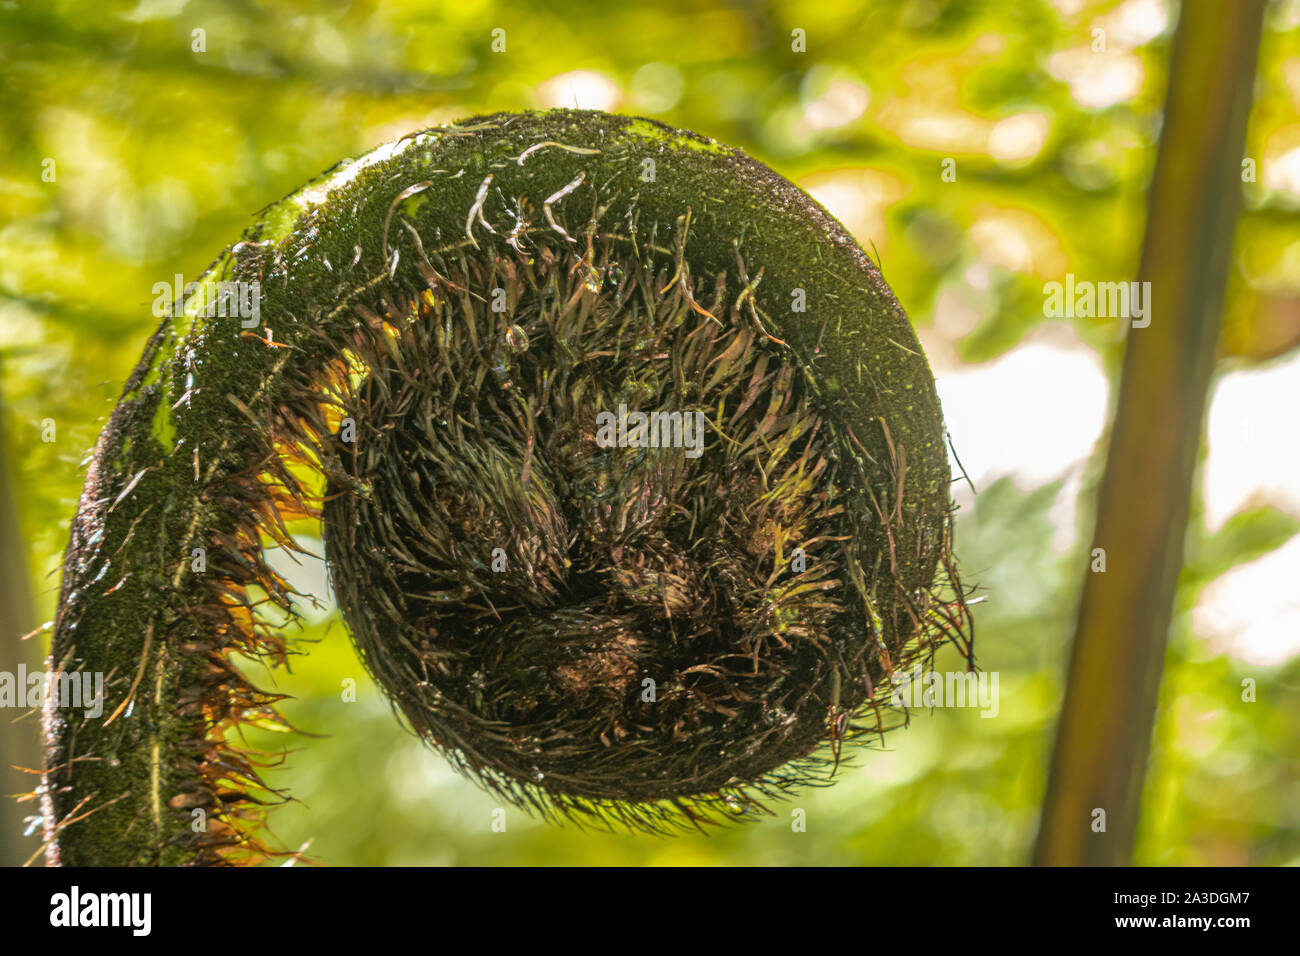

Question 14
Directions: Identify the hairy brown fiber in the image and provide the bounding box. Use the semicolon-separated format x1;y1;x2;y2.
39;110;971;861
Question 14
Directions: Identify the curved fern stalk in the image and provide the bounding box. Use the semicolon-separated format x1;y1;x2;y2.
38;110;969;865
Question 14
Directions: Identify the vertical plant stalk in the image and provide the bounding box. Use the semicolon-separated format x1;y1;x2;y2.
1;384;41;866
1034;0;1267;865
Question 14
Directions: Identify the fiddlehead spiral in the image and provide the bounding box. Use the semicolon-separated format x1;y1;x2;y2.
40;110;970;862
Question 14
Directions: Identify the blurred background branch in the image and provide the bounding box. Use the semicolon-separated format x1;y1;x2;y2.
1035;0;1268;865
1;375;40;867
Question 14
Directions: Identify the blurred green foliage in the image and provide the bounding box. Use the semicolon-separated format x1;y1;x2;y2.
2;0;1298;865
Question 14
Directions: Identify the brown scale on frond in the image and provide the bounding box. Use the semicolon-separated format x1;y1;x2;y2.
146;351;364;864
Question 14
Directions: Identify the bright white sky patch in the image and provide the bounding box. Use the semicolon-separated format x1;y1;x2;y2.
1199;351;1300;664
1099;0;1169;48
936;327;1109;497
1264;145;1300;199
1203;349;1300;532
934;327;1299;663
263;538;335;622
537;71;622;111
987;112;1050;165
1047;48;1145;110
1194;536;1300;666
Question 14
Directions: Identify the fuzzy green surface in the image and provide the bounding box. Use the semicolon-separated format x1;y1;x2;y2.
44;109;952;862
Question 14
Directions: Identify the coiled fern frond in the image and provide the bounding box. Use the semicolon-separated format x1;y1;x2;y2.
39;110;970;864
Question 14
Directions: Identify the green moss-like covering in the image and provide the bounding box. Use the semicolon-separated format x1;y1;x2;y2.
42;110;967;862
